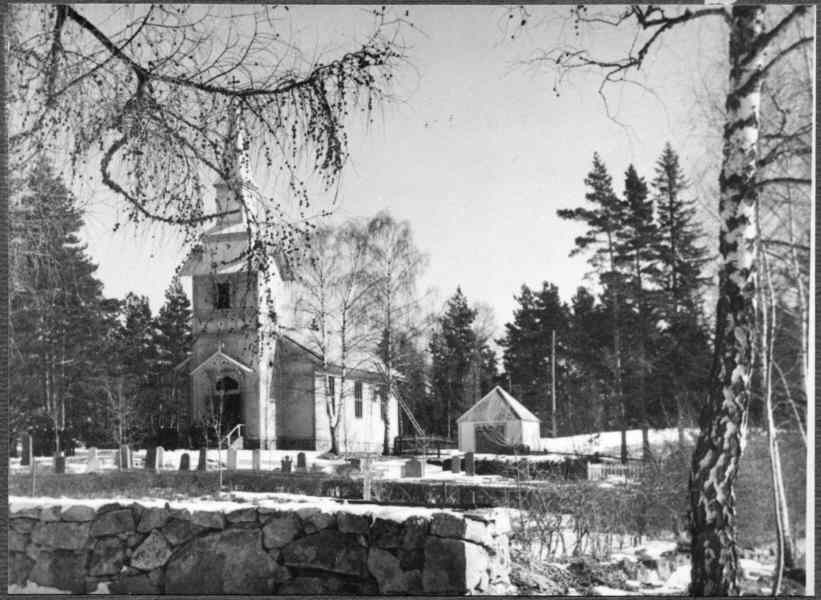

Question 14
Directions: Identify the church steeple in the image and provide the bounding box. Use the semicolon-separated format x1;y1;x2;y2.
213;109;255;229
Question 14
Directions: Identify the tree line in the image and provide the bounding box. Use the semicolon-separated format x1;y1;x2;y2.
11;148;806;458
10;159;193;454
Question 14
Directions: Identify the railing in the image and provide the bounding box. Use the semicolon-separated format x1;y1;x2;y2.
224;424;243;449
586;461;647;482
394;435;456;457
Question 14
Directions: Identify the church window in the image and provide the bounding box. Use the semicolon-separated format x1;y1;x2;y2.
326;375;335;397
216;282;231;309
354;382;363;418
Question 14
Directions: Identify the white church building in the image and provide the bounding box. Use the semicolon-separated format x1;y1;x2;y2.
178;121;398;453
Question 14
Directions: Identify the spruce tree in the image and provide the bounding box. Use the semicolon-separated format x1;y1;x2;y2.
652;143;710;318
564;287;612;433
498;282;569;429
558;153;630;461
120;293;161;442
429;287;486;439
651;143;712;432
155;277;193;439
616;164;659;459
10;158;113;453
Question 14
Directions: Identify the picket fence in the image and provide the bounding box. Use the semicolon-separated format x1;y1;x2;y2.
586;461;648;482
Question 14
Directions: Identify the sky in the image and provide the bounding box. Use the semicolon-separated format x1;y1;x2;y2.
78;5;728;336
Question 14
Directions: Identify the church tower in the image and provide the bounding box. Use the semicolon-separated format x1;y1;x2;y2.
179;115;290;449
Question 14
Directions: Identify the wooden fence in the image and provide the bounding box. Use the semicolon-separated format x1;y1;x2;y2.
586;462;648;482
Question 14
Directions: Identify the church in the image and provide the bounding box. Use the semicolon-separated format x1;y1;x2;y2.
178;122;398;453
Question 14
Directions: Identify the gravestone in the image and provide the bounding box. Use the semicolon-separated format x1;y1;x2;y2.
464;452;475;476
197;447;207;471
117;445;132;470
227;448;238;470
144;446;157;471
403;457;424;478
20;434;32;467
54;453;66;474
156;446;165;471
296;452;307;472
179;453;191;471
281;456;292;473
449;455;462;473
252;449;262;471
86;447;100;473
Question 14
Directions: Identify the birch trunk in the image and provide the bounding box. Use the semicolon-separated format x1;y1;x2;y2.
786;195;810;417
762;236;797;576
689;6;763;595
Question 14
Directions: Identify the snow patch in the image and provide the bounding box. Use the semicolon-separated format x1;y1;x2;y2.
9;581;71;594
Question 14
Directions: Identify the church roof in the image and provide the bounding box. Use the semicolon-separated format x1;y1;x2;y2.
278;331;395;383
190;348;254;377
457;386;540;424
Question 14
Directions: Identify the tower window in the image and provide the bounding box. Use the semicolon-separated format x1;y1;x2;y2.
216;282;231;309
354;381;363;400
326;375;335;398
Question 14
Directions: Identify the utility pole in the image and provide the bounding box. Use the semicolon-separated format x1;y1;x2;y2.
551;329;557;438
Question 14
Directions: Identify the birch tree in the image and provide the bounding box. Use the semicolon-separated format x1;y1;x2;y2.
293;226;343;453
515;4;813;594
365;212;428;454
8;4;406;300
293;222;377;454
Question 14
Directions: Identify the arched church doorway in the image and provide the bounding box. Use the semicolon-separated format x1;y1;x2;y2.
214;375;242;435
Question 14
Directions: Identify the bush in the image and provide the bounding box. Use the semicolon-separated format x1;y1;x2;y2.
9;470;362;499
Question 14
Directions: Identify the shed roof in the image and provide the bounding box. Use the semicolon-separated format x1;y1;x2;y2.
457;386;541;423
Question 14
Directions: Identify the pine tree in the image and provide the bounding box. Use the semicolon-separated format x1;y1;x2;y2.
10;158;113;453
558;153;630;461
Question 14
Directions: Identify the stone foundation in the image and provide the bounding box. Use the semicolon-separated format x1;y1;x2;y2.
9;497;512;595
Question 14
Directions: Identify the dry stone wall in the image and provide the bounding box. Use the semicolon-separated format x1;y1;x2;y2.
9;498;512;595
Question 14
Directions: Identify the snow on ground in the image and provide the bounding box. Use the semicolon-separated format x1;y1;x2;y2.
9;492;466;523
9;581;70;594
9;580;110;594
8;427;701;476
9;448;513;486
654;564;690;594
536;428;698;458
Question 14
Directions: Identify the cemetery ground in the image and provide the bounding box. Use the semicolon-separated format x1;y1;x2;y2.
8;428;806;595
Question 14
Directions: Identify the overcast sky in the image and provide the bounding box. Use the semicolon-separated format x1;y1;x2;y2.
80;5;727;336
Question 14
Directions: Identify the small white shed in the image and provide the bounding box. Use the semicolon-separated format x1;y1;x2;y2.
457;386;541;453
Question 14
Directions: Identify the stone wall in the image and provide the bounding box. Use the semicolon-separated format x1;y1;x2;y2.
9;498;512;595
